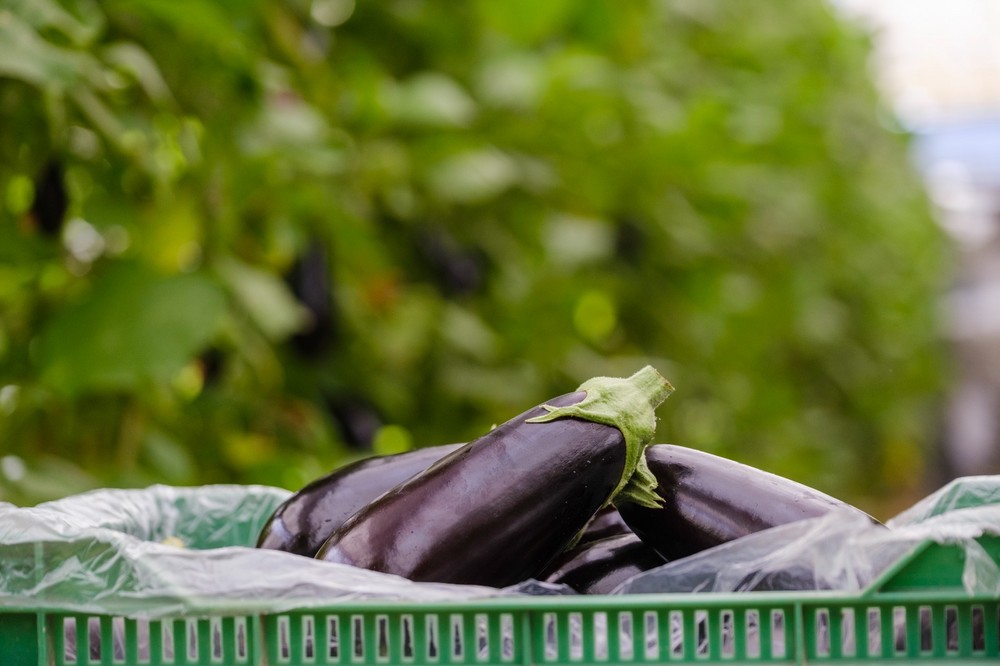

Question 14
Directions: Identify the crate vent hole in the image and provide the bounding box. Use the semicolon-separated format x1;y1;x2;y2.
594;612;608;660
62;617;77;664
236;617;248;662
893;606;907;654
303;616;315;661
720;610;735;658
427;615;439;660
162;621;175;662
88;617;103;663
816;609;831;657
973;605;986;652
746;610;760;658
352;616;365;660
643;611;658;660
867;608;881;656
278;616;291;662
544;613;558;661
451;615;464;660
476;614;489;661
669;611;683;657
695;610;709;657
378;616;389;661
500;614;515;661
619;612;634;660
402;616;414;660
840;608;856;657
771;610;786;658
211;618;223;662
327;616;340;660
919;606;932;653
567;613;583;661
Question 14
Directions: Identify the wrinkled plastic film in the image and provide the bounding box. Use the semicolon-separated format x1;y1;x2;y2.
613;489;1000;597
0;485;520;619
5;477;1000;625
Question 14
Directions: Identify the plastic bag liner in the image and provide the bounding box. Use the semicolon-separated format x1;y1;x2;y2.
0;484;532;619
613;476;1000;596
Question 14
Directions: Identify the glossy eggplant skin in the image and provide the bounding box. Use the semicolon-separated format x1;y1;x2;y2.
542;533;666;595
256;444;462;557
616;445;878;562
317;391;629;586
578;505;633;544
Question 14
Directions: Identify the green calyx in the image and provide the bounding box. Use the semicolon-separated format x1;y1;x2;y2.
526;365;674;509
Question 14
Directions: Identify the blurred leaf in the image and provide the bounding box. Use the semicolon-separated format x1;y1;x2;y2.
5;0;103;46
385;72;477;127
476;0;575;45
37;261;226;394
141;429;195;483
102;42;175;105
426;148;518;203
0;12;105;88
217;256;308;341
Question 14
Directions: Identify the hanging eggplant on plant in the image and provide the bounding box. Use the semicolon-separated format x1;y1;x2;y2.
256;443;463;557
316;366;674;587
615;444;879;562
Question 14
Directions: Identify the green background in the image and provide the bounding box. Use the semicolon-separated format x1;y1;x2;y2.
0;0;947;519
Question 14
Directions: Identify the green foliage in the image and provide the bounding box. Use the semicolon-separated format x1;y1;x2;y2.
0;0;946;513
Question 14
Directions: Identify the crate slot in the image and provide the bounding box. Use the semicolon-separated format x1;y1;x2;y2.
770;610;786;658
592;612;608;660
352;615;365;661
866;607;881;657
918;605;932;653
500;613;515;662
892;606;906;654
187;618;199;662
719;610;734;658
327;615;340;660
426;614;439;660
972;604;986;652
616;612;633;661
695;610;709;658
276;615;291;662
162;619;175;662
475;613;489;661
88;617;103;663
302;615;315;661
543;612;558;661
944;605;958;653
235;617;249;662
815;609;830;657
840;607;856;657
668;610;683;658
642;611;658;660
451;614;465;660
745;610;760;659
402;615;415;660
377;615;390;661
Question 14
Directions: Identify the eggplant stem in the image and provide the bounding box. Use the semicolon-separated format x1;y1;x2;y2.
526;365;674;508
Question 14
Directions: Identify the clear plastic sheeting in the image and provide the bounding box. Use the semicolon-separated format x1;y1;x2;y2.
888;475;1000;525
0;484;518;619
614;478;1000;596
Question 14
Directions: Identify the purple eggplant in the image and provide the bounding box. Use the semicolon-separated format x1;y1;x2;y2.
578;505;634;544
317;366;673;586
615;444;878;561
542;532;666;594
256;444;462;556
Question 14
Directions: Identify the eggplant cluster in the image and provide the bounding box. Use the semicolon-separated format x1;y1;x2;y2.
257;366;874;593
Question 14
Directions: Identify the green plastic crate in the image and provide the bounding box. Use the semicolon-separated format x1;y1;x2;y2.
3;535;1000;665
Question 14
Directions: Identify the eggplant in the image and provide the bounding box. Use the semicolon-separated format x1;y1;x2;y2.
578;505;634;544
615;444;878;562
542;532;666;595
256;443;462;556
317;366;673;586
